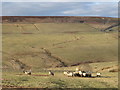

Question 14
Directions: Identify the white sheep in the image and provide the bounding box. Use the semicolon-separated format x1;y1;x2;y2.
78;71;83;77
82;72;86;77
73;71;79;74
67;72;73;77
63;71;69;75
96;72;101;77
24;69;31;75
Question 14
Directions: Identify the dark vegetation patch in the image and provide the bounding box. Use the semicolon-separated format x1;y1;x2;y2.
2;16;118;24
101;23;119;32
109;69;118;72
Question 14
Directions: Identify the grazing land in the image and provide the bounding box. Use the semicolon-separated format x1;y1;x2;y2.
2;61;118;88
2;16;118;88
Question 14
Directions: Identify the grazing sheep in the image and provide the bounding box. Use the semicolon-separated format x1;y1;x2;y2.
85;71;92;77
82;71;86;77
67;72;73;77
86;73;92;77
63;71;69;75
96;72;101;77
82;73;86;77
78;71;83;77
23;69;31;75
88;73;92;77
73;71;79;74
49;70;54;76
73;71;80;77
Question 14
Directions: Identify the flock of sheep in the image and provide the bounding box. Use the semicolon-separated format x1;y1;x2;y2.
23;67;101;78
63;67;101;77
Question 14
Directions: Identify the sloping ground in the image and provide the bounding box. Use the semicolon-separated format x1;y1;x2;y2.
2;23;99;34
2;17;118;88
46;61;118;73
2;61;118;88
102;23;119;32
2;23;118;71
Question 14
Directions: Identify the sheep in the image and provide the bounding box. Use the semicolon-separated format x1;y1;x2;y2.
82;71;86;77
67;72;73;77
78;71;83;77
63;71;69;75
88;73;92;77
25;71;31;75
23;69;31;75
73;71;80;77
96;72;101;77
84;71;92;77
49;70;54;76
86;72;92;77
82;73;86;77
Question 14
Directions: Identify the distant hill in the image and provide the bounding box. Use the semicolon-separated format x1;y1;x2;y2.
2;16;118;24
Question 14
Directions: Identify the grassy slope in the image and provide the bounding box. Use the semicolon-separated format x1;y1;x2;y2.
2;61;118;88
2;23;118;88
2;23;118;70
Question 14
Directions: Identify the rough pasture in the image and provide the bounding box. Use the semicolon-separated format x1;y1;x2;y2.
2;22;118;88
